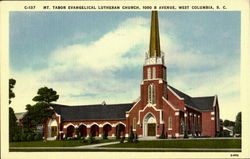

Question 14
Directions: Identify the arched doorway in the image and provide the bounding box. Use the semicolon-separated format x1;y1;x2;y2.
78;125;87;137
143;113;157;136
116;124;126;137
67;125;75;137
48;119;58;139
90;124;99;137
103;124;112;137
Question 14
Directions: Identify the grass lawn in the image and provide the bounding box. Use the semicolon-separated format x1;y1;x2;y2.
103;139;241;149
10;139;118;147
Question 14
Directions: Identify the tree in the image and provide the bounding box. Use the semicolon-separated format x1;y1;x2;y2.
234;112;241;135
223;119;235;127
159;125;165;139
128;126;134;143
32;86;59;103
116;125;121;139
23;87;59;134
9;107;20;142
9;78;16;104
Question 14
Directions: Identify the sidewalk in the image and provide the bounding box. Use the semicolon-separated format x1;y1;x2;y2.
76;141;120;148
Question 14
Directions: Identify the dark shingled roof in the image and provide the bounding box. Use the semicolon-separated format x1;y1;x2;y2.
168;85;215;112
50;103;133;121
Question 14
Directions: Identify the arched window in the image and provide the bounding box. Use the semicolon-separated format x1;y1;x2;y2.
147;68;151;79
133;118;136;130
152;67;156;79
168;116;172;129
148;84;156;104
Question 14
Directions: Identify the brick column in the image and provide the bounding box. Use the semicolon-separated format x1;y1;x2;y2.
99;127;103;138
125;115;130;138
174;111;180;137
86;127;91;137
111;125;116;137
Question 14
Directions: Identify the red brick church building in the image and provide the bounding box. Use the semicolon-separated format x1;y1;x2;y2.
44;11;220;140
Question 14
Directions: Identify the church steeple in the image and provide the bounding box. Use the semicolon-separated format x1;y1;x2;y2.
149;11;161;57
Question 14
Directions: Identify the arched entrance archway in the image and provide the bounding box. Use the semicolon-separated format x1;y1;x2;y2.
116;124;126;137
90;124;99;137
48;119;58;139
67;125;75;137
103;124;112;137
79;125;87;137
143;113;157;137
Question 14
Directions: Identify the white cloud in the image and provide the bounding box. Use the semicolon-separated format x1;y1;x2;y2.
10;16;240;121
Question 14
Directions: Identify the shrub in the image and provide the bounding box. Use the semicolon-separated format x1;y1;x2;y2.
81;136;87;143
184;130;189;138
120;137;125;143
165;132;168;139
74;128;79;139
116;125;121;139
20;133;27;141
133;134;139;143
64;134;68;140
127;126;134;143
159;128;165;139
26;133;34;141
87;133;95;144
12;134;20;142
34;134;43;141
102;132;107;139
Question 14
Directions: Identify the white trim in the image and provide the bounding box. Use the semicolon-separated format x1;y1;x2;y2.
145;54;164;65
175;112;179;116
126;98;141;113
88;122;100;128
211;117;215;120
167;86;184;100
126;114;129;117
54;112;61;126
143;112;157;137
168;128;172;130
211;112;215;115
159;110;164;124
143;78;167;82
63;123;75;129
78;123;87;127
213;95;217;107
102;122;112;127
138;103;164;124
175;133;179;137
159;79;163;83
162;96;179;111
114;122;126;127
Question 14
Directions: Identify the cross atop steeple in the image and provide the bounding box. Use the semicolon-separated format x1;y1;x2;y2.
149;11;161;57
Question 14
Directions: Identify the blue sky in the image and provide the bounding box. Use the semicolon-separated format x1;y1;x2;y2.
10;11;240;121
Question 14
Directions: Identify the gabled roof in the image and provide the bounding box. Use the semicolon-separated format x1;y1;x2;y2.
168;85;215;112
192;96;215;111
50;103;133;121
